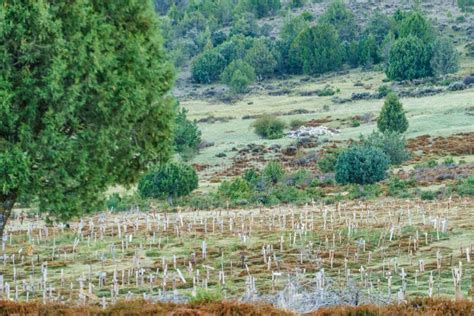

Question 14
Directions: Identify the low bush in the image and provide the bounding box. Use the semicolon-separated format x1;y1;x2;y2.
252;115;286;139
290;119;305;130
262;161;285;184
387;176;414;197
360;131;410;165
317;149;341;173
271;185;311;204
420;190;437;200
138;162;198;204
335;146;390;185
453;176;474;196
347;184;382;200
218;177;252;202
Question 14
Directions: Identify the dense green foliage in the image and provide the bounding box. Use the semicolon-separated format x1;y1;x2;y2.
138;162;198;203
0;1;174;232
317;149;342;173
399;11;433;43
173;106;202;160
335;147;390;185
430;37;460;76
236;0;281;18
244;39;277;79
251;115;286;139
386;35;432;80
319;0;357;42
361;131;410;165
457;0;474;12
377;94;409;133
276;15;309;74
191;50;226;83
289;23;343;75
262;161;285;185
221;60;256;93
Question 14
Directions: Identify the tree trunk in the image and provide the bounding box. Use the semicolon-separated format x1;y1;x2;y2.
0;192;17;238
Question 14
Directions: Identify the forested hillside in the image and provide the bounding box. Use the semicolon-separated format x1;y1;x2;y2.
153;0;473;99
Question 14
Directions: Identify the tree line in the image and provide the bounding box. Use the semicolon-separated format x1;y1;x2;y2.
160;0;460;93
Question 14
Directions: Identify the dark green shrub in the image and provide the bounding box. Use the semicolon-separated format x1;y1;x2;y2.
458;0;474;12
221;59;256;93
252;115;286;139
173;106;202;160
318;85;338;96
386;35;432;81
351;119;361;127
399;12;434;43
191;50;226;83
244;38;277;79
276;15;308;74
289;23;344;75
211;31;227;46
454;176;474;196
361;131;410;165
377;93;409;134
242;168;260;185
262;161;285;184
138;162;198;204
335;146;390;185
218;177;252;201
420;190;436;200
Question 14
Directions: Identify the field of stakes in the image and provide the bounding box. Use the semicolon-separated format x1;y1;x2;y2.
0;198;473;312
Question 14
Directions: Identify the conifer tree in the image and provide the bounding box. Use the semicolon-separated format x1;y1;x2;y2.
0;1;174;235
377;93;409;133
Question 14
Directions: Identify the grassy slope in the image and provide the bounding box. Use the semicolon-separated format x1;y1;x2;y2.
183;67;474;182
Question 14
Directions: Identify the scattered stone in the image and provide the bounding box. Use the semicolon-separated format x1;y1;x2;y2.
288;126;339;139
447;82;466;91
198;141;215;149
463;75;474;86
215;152;226;158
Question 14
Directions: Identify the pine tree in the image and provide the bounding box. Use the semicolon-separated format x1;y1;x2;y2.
0;1;174;236
377;93;409;133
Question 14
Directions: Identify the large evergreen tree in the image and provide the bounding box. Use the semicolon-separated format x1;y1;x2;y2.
289;23;343;75
0;1;174;236
386;35;432;80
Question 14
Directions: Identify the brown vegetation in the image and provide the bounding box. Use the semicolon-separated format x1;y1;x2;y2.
0;300;292;316
310;298;474;316
407;133;474;156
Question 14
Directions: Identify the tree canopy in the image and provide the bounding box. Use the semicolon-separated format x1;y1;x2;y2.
0;0;174;234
